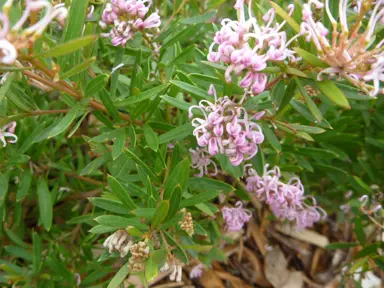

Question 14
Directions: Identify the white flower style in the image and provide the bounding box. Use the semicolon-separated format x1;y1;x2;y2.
0;121;17;147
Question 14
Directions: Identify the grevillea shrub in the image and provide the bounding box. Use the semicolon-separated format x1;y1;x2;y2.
0;0;383;287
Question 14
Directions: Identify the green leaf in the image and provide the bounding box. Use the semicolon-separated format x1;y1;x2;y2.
277;79;296;115
95;215;148;230
270;1;300;33
158;123;194;144
32;232;42;274
161;25;196;52
68;112;89;138
252;149;264;176
187;177;234;193
89;225;117;234
163;231;189;264
180;190;221;208
180;11;215;24
0;173;9;207
262;125;281;152
295;78;323;122
163;158;190;200
124;149;160;183
112;128;126;160
36;35;96;58
166;185;183;220
99;89;120;121
107;261;129;288
107;175;137;210
129;49;142;96
60;57;96;79
352;176;372;194
116;84;169;106
293;48;328;68
170;80;211;100
316;80;350;108
89;198;130;215
132;208;156;219
151;200;169;228
161;95;191;111
355;217;365;245
144;256;158;282
143;124;159;152
4;229;30;249
0;72;14;102
46;104;80;139
37;179;53;231
289;124;326;134
4;246;32;261
16;170;32;202
7;85;37;112
85;74;109;97
62;0;89;42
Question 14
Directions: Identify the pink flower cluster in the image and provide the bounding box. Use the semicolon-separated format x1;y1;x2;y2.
207;1;298;95
189;264;204;279
189;85;264;166
245;164;326;230
221;201;252;232
189;147;218;177
99;0;161;47
0;0;67;65
0;121;17;147
300;0;384;96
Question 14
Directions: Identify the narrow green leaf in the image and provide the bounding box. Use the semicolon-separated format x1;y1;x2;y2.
132;208;156;219
294;48;328;68
295;78;323;122
32;232;42;273
151;200;169;228
60;57;96;79
145;256;158;282
158;123;194;144
89;198;130;215
36;35;97;58
46;104;80;139
170;80;211;100
85;74;109;97
163;158;190;200
107;175;137;210
112;128;126;160
0;72;14;102
4;229;30;248
4;246;32;261
180;190;221;208
289;124;326;134
317;80;350;109
262;125;281;152
355;217;366;245
270;1;300;32
163;231;189;264
166;186;182;220
187;178;234;193
0;173;9;207
352;176;372;194
124;149;160;183
143;124;159;152
129;49;142;96
161;95;191;111
107;261;129;288
89;225;116;234
7;85;37;112
116;84;169;106
68;112;89;138
37;179;53;231
277;79;296;115
180;11;215;24
99;89;120;121
16;170;32;202
95;215;147;230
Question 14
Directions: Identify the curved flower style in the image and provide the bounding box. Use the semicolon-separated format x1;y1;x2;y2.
0;121;17;147
189;85;264;166
99;0;161;47
189;147;218;177
300;0;384;97
221;201;252;232
245;164;327;229
0;0;67;65
208;0;299;95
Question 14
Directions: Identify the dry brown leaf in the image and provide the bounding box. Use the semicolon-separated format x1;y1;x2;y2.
283;271;304;288
276;225;329;248
215;271;253;288
249;220;268;256
200;270;225;288
242;247;271;287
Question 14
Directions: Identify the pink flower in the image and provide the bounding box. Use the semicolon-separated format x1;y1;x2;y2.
189;147;218;177
0;122;18;147
100;0;161;47
245;164;326;230
189;264;204;279
221;201;252;232
189;85;264;166
207;0;298;97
